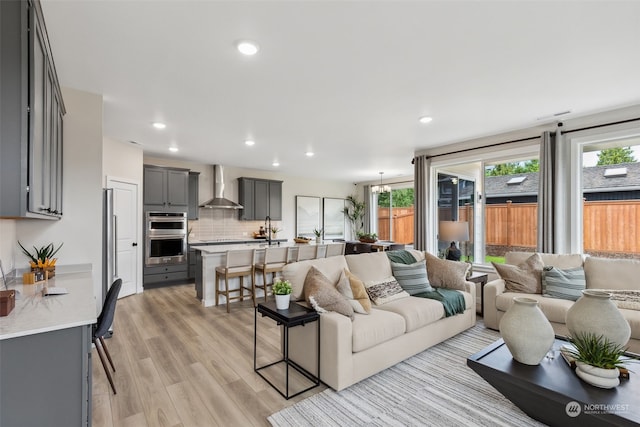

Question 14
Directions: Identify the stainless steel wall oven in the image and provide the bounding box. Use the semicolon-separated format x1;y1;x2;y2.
145;212;187;266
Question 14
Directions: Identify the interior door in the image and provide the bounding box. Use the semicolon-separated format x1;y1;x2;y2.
107;177;140;298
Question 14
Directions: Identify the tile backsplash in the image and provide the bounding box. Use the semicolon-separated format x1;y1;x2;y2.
188;208;281;240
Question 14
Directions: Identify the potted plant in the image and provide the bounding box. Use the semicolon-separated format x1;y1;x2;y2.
270;226;282;240
313;227;323;243
357;232;378;243
343;195;365;240
18;241;63;278
566;332;637;389
273;279;292;310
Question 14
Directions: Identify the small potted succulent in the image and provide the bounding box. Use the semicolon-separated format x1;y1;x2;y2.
270;226;282;240
313;227;323;243
18;241;63;278
273;279;292;310
566;332;637;389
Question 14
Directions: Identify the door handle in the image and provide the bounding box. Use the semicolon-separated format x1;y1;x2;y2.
132;243;138;247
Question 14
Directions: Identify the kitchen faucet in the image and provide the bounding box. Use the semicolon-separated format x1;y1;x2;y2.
265;215;272;246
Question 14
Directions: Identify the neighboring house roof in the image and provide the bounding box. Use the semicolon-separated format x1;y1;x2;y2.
485;162;640;198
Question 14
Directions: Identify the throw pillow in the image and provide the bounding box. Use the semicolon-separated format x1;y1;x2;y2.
363;276;409;305
303;266;354;319
336;269;371;314
542;266;586;301
390;260;434;295
492;253;543;294
424;252;469;291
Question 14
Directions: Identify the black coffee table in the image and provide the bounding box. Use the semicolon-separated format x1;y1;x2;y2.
467;338;639;427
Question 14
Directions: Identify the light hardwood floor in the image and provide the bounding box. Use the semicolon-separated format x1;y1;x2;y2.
92;283;326;427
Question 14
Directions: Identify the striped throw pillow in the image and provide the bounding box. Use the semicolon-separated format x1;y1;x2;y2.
390;260;434;295
542;266;586;301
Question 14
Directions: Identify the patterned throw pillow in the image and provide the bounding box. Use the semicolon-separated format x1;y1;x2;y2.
336;269;371;314
492;253;543;294
390;260;434;295
542;266;586;301
424;252;469;291
303;266;354;319
363;276;409;305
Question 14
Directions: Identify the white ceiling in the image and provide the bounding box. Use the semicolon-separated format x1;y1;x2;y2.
41;0;640;183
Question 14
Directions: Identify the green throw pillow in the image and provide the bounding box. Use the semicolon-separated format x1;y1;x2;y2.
390;260;434;295
542;266;586;301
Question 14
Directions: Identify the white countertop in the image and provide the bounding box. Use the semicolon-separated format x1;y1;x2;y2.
192;241;337;254
0;271;97;340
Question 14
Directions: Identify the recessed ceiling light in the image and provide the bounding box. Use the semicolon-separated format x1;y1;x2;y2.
237;40;259;56
152;122;166;129
419;116;433;124
305;151;314;157
245;140;255;146
169;147;178;152
272;161;280;167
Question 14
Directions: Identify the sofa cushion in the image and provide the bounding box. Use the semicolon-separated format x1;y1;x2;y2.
337;269;371;314
585;256;640;291
364;276;410;305
493;253;543;293
620;308;640;341
375;296;445;332
304;267;354;319
424;252;469;291
496;292;573;324
505;251;584;269
283;255;349;301
542;266;586;301
390;260;434;295
352;308;406;353
345;252;393;283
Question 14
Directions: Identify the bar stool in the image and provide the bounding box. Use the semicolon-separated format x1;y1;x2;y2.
325;242;346;257
296;245;318;262
315;244;328;258
215;249;256;313
253;246;288;302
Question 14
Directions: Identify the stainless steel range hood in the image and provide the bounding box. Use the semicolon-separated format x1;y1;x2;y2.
199;165;243;209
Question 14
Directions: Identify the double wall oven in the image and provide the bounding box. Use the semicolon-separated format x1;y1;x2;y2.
145;212;187;266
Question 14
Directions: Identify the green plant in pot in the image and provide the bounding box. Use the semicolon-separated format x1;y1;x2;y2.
18;241;63;275
273;279;292;310
566;332;637;389
313;228;323;243
357;232;378;243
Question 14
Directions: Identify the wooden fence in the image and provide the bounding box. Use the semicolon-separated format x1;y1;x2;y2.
377;207;414;244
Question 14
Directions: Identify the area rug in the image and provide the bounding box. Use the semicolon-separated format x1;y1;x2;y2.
268;322;546;427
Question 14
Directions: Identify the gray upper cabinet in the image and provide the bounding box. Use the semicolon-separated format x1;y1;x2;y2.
0;0;65;219
238;177;283;221
188;171;200;220
143;165;189;212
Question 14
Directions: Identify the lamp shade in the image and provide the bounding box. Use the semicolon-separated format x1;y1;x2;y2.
438;221;469;242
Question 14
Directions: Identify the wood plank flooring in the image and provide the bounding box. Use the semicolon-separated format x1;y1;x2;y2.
92;283;326;427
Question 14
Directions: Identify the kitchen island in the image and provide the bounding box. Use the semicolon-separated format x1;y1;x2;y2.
0;268;96;427
193;242;341;307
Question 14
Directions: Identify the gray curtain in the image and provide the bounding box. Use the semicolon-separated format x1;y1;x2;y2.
537;128;561;253
414;155;430;250
363;185;371;234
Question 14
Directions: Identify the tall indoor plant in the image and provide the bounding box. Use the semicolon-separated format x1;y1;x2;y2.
343;195;365;240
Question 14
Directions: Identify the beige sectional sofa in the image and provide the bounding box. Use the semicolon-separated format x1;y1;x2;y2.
281;250;476;391
484;251;640;354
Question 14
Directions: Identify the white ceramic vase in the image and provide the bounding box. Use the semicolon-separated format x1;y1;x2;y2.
275;294;290;310
575;361;620;389
316;237;321;244
499;297;555;365
566;290;631;347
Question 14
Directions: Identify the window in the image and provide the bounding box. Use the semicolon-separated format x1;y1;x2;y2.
375;185;415;246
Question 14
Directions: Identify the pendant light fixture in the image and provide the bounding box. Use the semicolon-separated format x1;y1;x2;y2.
371;172;391;194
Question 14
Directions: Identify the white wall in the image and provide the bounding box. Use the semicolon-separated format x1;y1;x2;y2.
0;219;17;272
143;156;356;240
16;87;103;302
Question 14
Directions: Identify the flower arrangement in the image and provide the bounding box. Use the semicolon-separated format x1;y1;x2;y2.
18;241;63;270
273;279;292;295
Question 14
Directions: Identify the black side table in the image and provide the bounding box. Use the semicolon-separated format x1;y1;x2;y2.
467;272;489;315
254;301;320;399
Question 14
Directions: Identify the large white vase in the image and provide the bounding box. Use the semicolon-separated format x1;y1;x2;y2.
566;290;631;347
499;297;555;365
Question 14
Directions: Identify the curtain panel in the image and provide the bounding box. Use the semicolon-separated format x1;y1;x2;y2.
537;131;556;253
414;155;430;250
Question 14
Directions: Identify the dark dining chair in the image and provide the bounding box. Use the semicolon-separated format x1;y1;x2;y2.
94;278;122;394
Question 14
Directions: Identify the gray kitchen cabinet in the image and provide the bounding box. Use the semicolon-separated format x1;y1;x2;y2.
188;171;200;220
0;0;65;219
143;165;189;212
238;177;283;221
